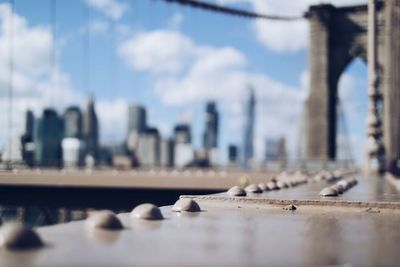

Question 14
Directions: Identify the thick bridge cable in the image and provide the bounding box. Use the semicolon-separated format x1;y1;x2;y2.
160;0;303;21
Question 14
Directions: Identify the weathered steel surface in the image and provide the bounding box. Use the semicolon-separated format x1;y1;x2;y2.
0;170;271;208
0;175;398;267
0;169;272;190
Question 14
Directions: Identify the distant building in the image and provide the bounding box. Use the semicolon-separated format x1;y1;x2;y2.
174;143;195;168
127;104;147;152
34;108;63;167
160;138;174;168
128;104;147;134
242;87;255;168
63;106;83;138
21;110;35;166
265;139;280;161
174;124;191;144
173;124;193;168
62;138;85;168
228;145;239;163
83;96;99;161
136;128;160;167
203;102;219;150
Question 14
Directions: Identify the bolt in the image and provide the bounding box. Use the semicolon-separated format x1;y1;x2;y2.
86;210;123;230
245;184;263;194
172;198;201;212
319;187;338;197
131;203;164;220
283;204;297;211
276;181;289;189
0;223;43;250
258;183;268;191
266;182;279;190
331;184;345;194
227;186;247;197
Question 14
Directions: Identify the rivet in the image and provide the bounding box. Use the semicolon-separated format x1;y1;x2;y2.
258;183;268;191
0;223;43;250
337;180;350;190
319;187;338;197
283;204;297;211
245;184;262;193
266;182;279;190
331;184;344;194
172;198;201;212
227;186;246;197
86;210;123;230
131;203;164;220
349;177;358;186
276;181;289;189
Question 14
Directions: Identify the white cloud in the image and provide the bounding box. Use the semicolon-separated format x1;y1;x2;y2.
118;30;196;74
0;3;82;149
216;0;368;53
118;29;306;159
84;0;128;20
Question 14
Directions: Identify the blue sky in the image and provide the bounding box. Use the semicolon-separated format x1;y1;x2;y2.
0;0;369;164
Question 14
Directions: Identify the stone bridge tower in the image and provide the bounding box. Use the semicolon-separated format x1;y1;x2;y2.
305;0;400;165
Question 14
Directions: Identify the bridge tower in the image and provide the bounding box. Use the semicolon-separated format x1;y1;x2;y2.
305;0;400;171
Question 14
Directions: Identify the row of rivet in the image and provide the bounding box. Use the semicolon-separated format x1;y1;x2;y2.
227;173;310;197
319;177;358;197
0;199;201;251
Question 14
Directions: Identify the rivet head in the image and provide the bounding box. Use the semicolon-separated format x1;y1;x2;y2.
0;223;43;250
86;210;123;230
349;178;358;186
276;181;289;189
332;184;345;194
283;204;297;211
258;183;268;191
172;198;201;212
245;184;262;193
131;203;164;220
319;187;338;197
266;182;279;190
227;186;246;197
337;180;349;190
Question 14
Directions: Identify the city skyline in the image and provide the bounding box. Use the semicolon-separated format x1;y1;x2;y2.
0;0;369;164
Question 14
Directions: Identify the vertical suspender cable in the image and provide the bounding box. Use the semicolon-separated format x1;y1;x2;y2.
7;0;15;168
50;0;57;107
84;3;91;95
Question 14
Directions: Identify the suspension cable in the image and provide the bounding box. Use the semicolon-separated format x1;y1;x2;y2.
7;0;15;167
84;2;91;95
50;0;57;107
160;0;303;21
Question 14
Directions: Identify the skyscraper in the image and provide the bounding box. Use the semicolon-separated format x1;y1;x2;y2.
173;124;194;168
127;104;147;134
174;124;191;144
136;128;160;167
62;106;84;167
63;106;83;138
203;101;219;150
21;110;35;166
228;145;239;164
34;108;63;167
242;87;255;168
83;95;99;161
160;138;174;167
127;104;147;152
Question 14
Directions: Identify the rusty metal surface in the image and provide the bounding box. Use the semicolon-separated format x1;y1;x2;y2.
184;175;400;209
0;169;271;190
0;200;398;267
0;176;398;267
